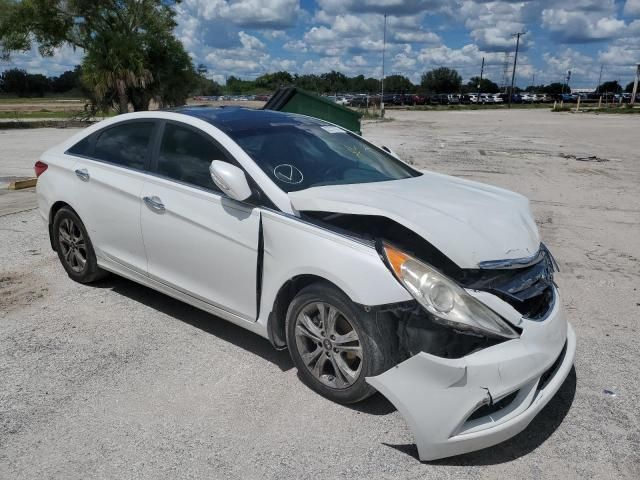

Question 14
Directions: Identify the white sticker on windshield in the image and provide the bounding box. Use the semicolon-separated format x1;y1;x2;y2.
321;125;346;134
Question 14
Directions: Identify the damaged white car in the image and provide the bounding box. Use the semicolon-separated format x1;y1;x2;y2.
36;107;576;461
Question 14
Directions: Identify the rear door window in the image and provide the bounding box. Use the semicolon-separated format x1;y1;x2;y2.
156;123;229;192
93;122;154;170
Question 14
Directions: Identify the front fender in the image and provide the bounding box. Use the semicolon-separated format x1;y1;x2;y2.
257;210;412;326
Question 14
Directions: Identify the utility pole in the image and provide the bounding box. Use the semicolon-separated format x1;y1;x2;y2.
632;64;640;106
596;64;603;93
380;13;387;117
561;70;571;95
501;52;511;93
477;57;484;98
531;73;535;88
509;32;525;109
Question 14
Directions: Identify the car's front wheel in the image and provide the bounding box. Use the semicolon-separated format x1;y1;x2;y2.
52;207;107;283
286;282;397;404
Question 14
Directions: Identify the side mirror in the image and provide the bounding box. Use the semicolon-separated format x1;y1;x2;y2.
209;160;252;201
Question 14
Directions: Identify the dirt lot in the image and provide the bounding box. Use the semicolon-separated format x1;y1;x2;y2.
1;110;639;479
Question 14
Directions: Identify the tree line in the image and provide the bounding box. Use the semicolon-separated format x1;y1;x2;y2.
0;2;635;111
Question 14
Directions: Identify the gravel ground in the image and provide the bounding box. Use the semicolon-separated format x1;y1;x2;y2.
1;110;639;479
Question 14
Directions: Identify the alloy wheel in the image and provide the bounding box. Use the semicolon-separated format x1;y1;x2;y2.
294;302;363;389
58;218;87;273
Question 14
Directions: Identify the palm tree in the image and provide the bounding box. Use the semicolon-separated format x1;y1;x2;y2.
82;32;153;114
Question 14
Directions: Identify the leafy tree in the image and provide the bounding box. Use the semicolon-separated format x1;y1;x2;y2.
420;67;462;93
0;0;196;112
383;74;414;93
524;84;545;93
255;71;293;90
0;68;28;95
542;82;570;95
51;66;82;93
624;81;635;93
466;76;499;94
0;67;51;96
321;70;349;93
597;80;622;93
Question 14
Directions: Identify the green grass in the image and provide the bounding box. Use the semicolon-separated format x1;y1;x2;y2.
0;110;83;119
0;95;86;104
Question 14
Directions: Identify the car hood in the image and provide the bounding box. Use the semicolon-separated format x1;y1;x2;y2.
288;172;540;268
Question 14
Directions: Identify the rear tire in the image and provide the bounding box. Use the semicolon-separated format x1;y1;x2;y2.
285;282;397;404
52;207;107;283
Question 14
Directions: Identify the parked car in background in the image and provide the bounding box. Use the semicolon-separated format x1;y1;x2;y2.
37;106;575;462
447;94;460;104
491;94;504;104
479;93;494;104
412;94;428;105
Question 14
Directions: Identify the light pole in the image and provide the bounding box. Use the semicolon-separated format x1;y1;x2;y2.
509;31;525;109
631;64;639;106
380;13;387;117
477;57;484;99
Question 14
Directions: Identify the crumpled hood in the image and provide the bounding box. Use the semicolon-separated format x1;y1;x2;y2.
288;172;540;268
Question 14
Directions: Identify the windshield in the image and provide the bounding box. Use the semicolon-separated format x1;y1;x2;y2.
228;122;420;192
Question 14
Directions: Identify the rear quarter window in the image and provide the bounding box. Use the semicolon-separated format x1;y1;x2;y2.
67;135;92;156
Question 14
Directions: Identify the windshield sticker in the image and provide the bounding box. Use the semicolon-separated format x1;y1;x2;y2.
321;125;346;134
273;164;304;184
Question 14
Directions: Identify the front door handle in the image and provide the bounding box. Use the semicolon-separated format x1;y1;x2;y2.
75;168;90;181
143;195;165;213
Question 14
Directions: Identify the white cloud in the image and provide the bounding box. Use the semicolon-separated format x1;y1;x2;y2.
541;8;626;43
283;40;308;53
238;31;265;50
316;0;447;16
392;31;440;44
0;45;83;75
184;0;301;29
624;0;640;17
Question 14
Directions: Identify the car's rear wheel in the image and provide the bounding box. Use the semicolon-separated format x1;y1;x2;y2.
286;282;397;404
52;207;107;283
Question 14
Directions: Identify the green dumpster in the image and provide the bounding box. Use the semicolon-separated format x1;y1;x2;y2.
264;87;362;134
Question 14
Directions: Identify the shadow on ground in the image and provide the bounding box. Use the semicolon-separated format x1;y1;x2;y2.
91;273;575;459
383;366;578;465
94;273;398;414
93;274;294;371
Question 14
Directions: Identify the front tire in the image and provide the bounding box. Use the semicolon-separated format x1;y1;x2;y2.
52;207;107;283
286;282;397;404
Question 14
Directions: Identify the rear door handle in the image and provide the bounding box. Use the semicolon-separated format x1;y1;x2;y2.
143;196;165;213
75;168;90;181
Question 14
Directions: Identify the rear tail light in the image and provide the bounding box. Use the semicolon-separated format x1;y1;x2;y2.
34;160;48;177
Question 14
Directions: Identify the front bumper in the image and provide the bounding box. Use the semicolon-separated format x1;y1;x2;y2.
366;289;576;461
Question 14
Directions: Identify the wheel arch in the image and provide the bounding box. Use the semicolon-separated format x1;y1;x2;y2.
48;201;78;251
267;274;350;350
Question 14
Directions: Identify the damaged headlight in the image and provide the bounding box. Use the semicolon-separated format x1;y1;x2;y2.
382;244;519;339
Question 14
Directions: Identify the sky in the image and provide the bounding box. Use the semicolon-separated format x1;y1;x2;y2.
2;0;640;89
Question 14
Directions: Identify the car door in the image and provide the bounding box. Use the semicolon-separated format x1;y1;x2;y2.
68;120;156;274
140;121;260;320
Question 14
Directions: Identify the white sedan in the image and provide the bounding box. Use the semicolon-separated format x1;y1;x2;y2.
35;107;575;461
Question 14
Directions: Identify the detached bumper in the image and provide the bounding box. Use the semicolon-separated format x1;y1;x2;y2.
366;293;576;461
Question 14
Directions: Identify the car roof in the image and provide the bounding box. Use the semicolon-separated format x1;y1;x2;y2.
170;106;327;134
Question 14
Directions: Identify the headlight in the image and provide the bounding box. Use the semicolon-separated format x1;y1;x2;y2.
383;244;519;339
